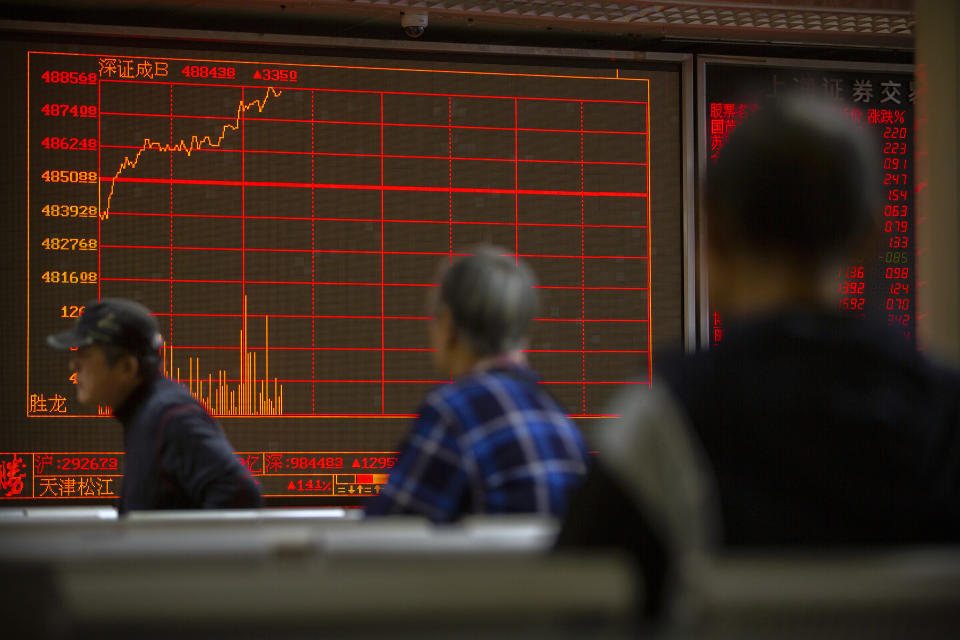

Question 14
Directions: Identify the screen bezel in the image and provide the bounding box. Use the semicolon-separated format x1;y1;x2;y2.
696;54;915;349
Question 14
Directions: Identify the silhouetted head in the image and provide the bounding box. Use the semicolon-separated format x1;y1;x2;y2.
706;96;879;268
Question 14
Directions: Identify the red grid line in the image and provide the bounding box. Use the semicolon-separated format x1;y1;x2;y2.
100;111;646;136
105;210;649;229
538;285;649;291
645;85;654;384
101;78;649;105
153;316;645;323
105;176;647;198
448;96;453;261
102;277;430;286
99;244;647;261
100;144;647;167
579;100;586;415
310;91;316;413
20;413;620;422
379;92;385;413
240;86;247;386
99;277;647;293
162;345;649;354
153;378;645;385
86;67;652;420
148;311;645;319
169;85;175;344
97;78;102;299
24;54;651;431
514;99;519;265
20;416;420;421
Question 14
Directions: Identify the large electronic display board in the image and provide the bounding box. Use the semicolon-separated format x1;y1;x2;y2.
0;32;685;504
700;58;915;347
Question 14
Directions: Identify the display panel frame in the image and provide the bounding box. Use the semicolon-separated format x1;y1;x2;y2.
696;55;915;348
1;20;695;505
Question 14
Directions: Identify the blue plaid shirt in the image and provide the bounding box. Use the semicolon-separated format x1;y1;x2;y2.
365;363;589;522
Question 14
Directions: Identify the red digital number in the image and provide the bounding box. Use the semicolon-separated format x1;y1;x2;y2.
840;281;865;295
56;455;118;471
255;68;298;82
357;456;397;469
882;142;907;155
288;456;344;470
41;137;98;150
883;173;908;185
885;298;910;311
41;104;98;117
839;297;865;311
180;65;236;79
41;71;97;85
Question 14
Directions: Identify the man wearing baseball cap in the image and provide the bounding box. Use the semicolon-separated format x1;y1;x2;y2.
48;298;263;514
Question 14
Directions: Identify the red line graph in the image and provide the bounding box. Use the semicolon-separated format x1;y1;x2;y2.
87;55;651;419
103;86;283;216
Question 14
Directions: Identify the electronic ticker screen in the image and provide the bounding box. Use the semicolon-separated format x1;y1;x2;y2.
0;35;684;504
703;61;915;347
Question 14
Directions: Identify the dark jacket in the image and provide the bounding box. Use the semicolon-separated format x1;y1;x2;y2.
115;375;263;514
558;308;960;615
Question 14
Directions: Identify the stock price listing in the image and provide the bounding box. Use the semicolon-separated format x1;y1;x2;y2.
704;62;916;347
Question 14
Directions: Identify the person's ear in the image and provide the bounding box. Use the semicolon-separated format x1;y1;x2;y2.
439;308;460;349
118;353;140;380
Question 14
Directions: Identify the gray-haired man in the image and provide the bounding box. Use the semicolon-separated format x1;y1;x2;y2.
366;246;589;522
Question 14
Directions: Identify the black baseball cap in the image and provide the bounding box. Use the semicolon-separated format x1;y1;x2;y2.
47;298;164;356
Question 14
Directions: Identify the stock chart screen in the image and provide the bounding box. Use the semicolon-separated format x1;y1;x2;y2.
0;36;684;503
704;62;915;347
